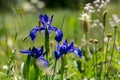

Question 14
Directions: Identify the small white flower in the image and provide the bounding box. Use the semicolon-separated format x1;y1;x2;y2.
3;65;8;70
84;3;95;13
109;14;120;27
79;13;91;22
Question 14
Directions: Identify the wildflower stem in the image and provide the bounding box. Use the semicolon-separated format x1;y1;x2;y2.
93;47;95;78
52;60;57;80
105;36;110;75
85;33;88;59
95;44;97;80
61;56;64;80
60;54;67;80
110;27;117;64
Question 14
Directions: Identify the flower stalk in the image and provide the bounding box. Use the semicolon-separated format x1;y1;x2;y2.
110;26;117;64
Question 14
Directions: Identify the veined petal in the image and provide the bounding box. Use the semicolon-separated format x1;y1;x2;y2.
20;50;31;55
48;26;57;31
39;14;48;26
74;48;82;58
68;42;74;52
55;29;63;42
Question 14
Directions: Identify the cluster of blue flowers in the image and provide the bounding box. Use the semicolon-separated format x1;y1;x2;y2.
20;14;82;67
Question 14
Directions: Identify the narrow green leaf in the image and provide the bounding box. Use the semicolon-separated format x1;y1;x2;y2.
23;55;31;79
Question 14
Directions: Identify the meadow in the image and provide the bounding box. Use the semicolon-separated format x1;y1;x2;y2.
0;1;120;80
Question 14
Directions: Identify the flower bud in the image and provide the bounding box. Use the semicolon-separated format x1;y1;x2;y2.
102;11;107;28
107;33;112;38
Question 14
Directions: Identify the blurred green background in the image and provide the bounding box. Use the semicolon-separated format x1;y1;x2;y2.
0;0;120;77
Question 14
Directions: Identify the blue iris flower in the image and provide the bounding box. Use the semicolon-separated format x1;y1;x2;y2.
54;40;82;60
20;46;48;66
30;14;63;42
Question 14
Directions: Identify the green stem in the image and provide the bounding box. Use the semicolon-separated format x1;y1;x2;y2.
60;54;67;80
45;28;49;60
64;54;67;79
110;28;117;64
61;56;64;80
102;29;105;51
52;60;57;80
94;44;97;80
105;37;110;70
33;62;39;80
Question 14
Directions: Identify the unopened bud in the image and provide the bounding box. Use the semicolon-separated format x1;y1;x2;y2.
102;11;107;28
107;33;112;38
83;19;90;34
113;26;118;28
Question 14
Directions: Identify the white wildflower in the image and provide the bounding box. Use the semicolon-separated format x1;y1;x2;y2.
84;3;95;13
79;13;91;22
3;65;8;70
109;14;120;27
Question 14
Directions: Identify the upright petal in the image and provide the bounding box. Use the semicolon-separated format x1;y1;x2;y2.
49;15;53;25
55;29;63;42
39;14;48;26
68;42;74;52
62;39;68;46
74;48;82;58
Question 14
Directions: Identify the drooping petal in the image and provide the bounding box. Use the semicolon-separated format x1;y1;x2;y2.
20;50;31;55
74;48;82;58
54;50;61;60
67;42;74;52
30;27;45;42
30;28;39;42
55;29;63;42
37;55;48;67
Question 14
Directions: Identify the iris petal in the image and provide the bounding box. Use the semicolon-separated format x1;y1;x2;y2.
30;27;45;42
49;15;53;25
38;55;49;67
68;42;74;52
54;50;60;60
74;48;82;58
55;29;63;42
39;14;48;26
20;50;31;55
38;46;44;54
48;26;57;31
30;28;39;42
